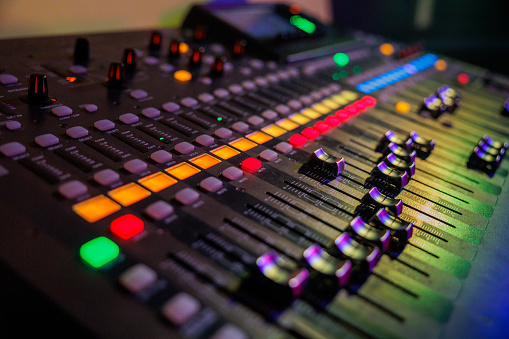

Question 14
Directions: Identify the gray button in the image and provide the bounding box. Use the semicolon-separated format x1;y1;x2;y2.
69;65;87;74
5;121;21;130
261;110;278;120
232;121;249;132
141;107;160;118
0;74;18;85
202;55;215;65
320;87;332;96
52;106;73;117
0;142;26;157
161;293;200;326
275;141;293;154
124;159;148;173
221;166;243;180
145;200;174;220
66;126;89;138
174;142;194;154
119;264;157;294
329;83;341;92
0;165;8;177
85;104;98;112
248;115;265;125
259;149;278;161
175;188;200;205
223;62;233;72
35;133;59;147
254;76;268;86
200;77;212;85
198;93;214;103
181;97;198;107
199;177;223;192
265;74;279;83
150;150;173;163
249;59;264;69
310;91;323;101
93;169;120;186
287;99;302;110
227;84;243;94
143;56;159;65
214;127;232;139
211;324;248;339
94;119;115;131
213;88;229;98
267;61;278;69
241;80;256;90
277;70;289;80
159;63;175;73
195;134;214;146
119;113;139;124
162;102;180;112
275;105;290;115
58;180;88;199
240;67;251;76
130;89;148;100
299;95;313;105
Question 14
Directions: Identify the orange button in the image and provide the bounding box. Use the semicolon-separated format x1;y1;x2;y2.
109;183;151;206
246;131;272;144
189;153;221;169
261;124;287;137
275;118;299;131
300;108;321;119
166;162;201;180
288;113;311;125
73;195;121;223
138;172;177;192
229;138;257;152
210;145;240;159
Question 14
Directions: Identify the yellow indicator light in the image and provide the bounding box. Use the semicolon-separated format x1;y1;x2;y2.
288;113;311;125
262;124;287;137
166;162;201;180
73;195;121;223
311;103;331;114
174;70;192;82
189;153;222;169
321;99;340;110
395;101;411;113
380;43;395;56
246;131;273;144
108;183;151;207
435;59;448;71
210;145;241;159
330;95;347;106
229;138;258;152
300;108;321;119
276;118;299;131
339;90;358;101
138;172;177;192
179;42;189;54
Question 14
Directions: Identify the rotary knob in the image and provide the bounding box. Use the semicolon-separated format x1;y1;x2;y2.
73;37;90;67
25;72;50;104
355;187;403;219
300;148;345;179
375;130;413;153
168;39;181;60
210;56;226;78
365;162;409;195
106;62;125;88
148;31;162;56
232;39;247;58
122;48;137;74
189;48;203;69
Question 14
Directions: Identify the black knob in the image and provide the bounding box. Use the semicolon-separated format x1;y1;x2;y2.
27;72;50;104
365;162;409;195
300;148;345;178
467;146;501;175
210;56;226;78
348;216;391;251
381;142;417;163
122;49;137;74
383;153;415;177
168;39;181;60
375;130;413;153
355;187;403;220
502;98;509;117
149;31;162;56
189;48;203;69
369;208;413;251
106;62;125;88
302;244;352;295
73;38;89;66
193;26;207;41
420;94;446;119
408;131;435;159
232;39;247;58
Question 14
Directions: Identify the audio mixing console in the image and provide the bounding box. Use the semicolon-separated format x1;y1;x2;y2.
1;3;509;338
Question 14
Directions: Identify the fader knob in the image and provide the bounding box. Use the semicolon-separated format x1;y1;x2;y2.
375;130;413;153
467;147;501;175
502;98;509;117
122;49;137;73
348;216;391;251
106;62;125;88
369;208;413;251
381;142;417;163
300;148;345;178
355;187;403;219
73;37;90;66
383;153;415;177
408;131;435;159
27;72;50;104
331;233;380;281
365;162;409;195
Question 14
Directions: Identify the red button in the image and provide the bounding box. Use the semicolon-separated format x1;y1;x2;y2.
289;134;307;147
325;115;340;127
362;96;377;108
241;157;262;172
457;73;469;85
111;214;144;240
344;105;358;116
335;109;349;122
302;127;319;140
314;121;330;133
353;100;367;112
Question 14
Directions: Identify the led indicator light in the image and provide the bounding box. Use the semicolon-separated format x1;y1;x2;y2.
80;237;119;268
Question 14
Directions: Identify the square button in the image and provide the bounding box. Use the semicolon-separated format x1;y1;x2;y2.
199;177;223;192
110;214;144;240
94;169;120;186
166;162;201;180
312;103;331;114
124;159;148;174
275;118;299;131
161;293;200;326
221;167;243;180
195;134;214;146
150;150;173;164
58;180;88;199
261;124;286;137
119;264;157;294
73;195;121;223
189;154;221;169
175;188;200;205
139;172;177;192
288;113;311;125
210;145;240;160
35;134;59;147
108;183;151;206
174;142;195;154
229;138;257;152
119;113;139;124
246;131;272;144
66;126;89;139
145;200;174;220
94;119;115;131
52;106;73;117
259;149;278;161
301;108;321;119
0;142;26;157
80;237;119;268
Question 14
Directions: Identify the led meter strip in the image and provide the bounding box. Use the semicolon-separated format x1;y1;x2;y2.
357;53;438;94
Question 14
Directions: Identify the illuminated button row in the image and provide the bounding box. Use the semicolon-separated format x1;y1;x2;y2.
357;54;438;94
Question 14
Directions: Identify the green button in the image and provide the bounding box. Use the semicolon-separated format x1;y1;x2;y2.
80;237;119;268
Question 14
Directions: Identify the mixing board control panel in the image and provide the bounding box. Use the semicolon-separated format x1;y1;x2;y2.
1;5;509;338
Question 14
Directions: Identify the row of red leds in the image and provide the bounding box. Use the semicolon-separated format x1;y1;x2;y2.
289;95;377;147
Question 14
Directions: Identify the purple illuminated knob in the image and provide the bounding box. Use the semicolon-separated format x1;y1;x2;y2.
355;187;403;219
467;146;501;175
383;153;415;177
375;130;413;153
369;208;413;251
301;148;345;178
349;216;391;251
408;131;435;159
27;72;50;103
382;142;417;163
331;233;380;281
366;161;409;195
106;62;125;88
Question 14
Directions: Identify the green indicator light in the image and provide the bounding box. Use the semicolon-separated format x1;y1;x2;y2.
353;66;361;74
290;15;316;34
339;70;348;78
333;53;350;67
159;137;164;140
217;117;223;121
332;73;340;81
80;237;119;268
